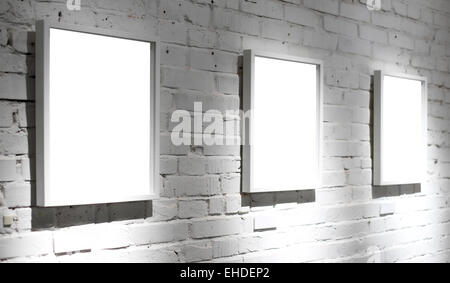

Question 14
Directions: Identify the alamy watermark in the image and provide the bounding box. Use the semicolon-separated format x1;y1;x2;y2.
366;246;382;263
170;102;251;147
366;0;382;11
67;0;81;11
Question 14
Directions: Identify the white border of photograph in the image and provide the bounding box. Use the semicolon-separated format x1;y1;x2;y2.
242;50;323;193
374;71;428;186
35;20;160;206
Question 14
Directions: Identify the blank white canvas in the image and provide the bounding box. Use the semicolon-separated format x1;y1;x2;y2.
48;28;152;204
381;75;424;184
252;56;319;191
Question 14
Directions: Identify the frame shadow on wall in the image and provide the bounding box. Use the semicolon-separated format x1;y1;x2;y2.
368;74;422;199
237;56;316;208
241;190;316;210
25;31;153;230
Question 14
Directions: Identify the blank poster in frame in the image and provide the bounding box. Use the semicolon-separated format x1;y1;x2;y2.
242;50;323;193
35;20;160;207
374;71;428;186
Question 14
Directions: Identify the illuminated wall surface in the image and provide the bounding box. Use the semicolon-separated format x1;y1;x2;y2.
0;0;450;263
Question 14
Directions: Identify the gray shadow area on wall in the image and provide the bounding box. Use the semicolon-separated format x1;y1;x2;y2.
372;184;421;199
25;31;153;230
368;74;422;199
31;202;152;230
241;190;315;209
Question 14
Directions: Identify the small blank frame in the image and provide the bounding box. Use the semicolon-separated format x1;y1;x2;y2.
242;50;323;193
35;20;160;207
374;71;428;186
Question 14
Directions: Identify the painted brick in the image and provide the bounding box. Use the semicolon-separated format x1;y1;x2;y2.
190;217;244;238
15;207;31;231
209;196;225;215
167;175;221;196
53;224;131;254
304;0;339;15
0;74;32;101
215;30;242;52
401;20;433;40
338;37;371;57
125;246;179;263
150;199;178;221
388;32;414;50
324;16;358;37
345;90;370;108
212;237;239;258
160;156;178;175
0;131;29;155
392;0;407;16
0;50;27;73
188;27;216;49
0;102;15;127
129;222;189;246
372;12;403;30
179;200;208;219
159;0;211;27
0;158;30;182
172;91;239;112
158;20;187;45
324;106;353;123
261;19;302;44
10;30;34;53
225;194;241;214
205;157;240;174
326;70;359;89
0;27;7;46
190;49;238;73
91;224;131;251
178;155;206;176
351;124;370;141
324;124;351;140
216;73;240;95
213;8;260;36
304;30;338;51
360;25;388;44
161;66;215;92
161;44;188;68
407;4;421;20
340;2;370;22
3;182;31;208
240;0;284;19
0;159;17;181
221;174;241;194
411;56;436;70
347;169;372;185
181;241;213;262
284;5;320;28
372;44;410;65
203;144;241;156
0;232;53;260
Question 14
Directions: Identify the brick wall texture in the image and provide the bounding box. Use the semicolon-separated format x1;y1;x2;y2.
0;0;450;263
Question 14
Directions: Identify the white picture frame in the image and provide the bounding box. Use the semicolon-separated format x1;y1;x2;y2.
242;50;323;193
35;20;160;207
374;71;428;186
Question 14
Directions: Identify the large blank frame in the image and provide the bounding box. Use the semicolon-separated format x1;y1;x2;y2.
36;20;160;207
374;71;427;186
242;50;323;193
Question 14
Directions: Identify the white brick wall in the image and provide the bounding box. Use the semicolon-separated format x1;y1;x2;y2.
0;0;449;263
